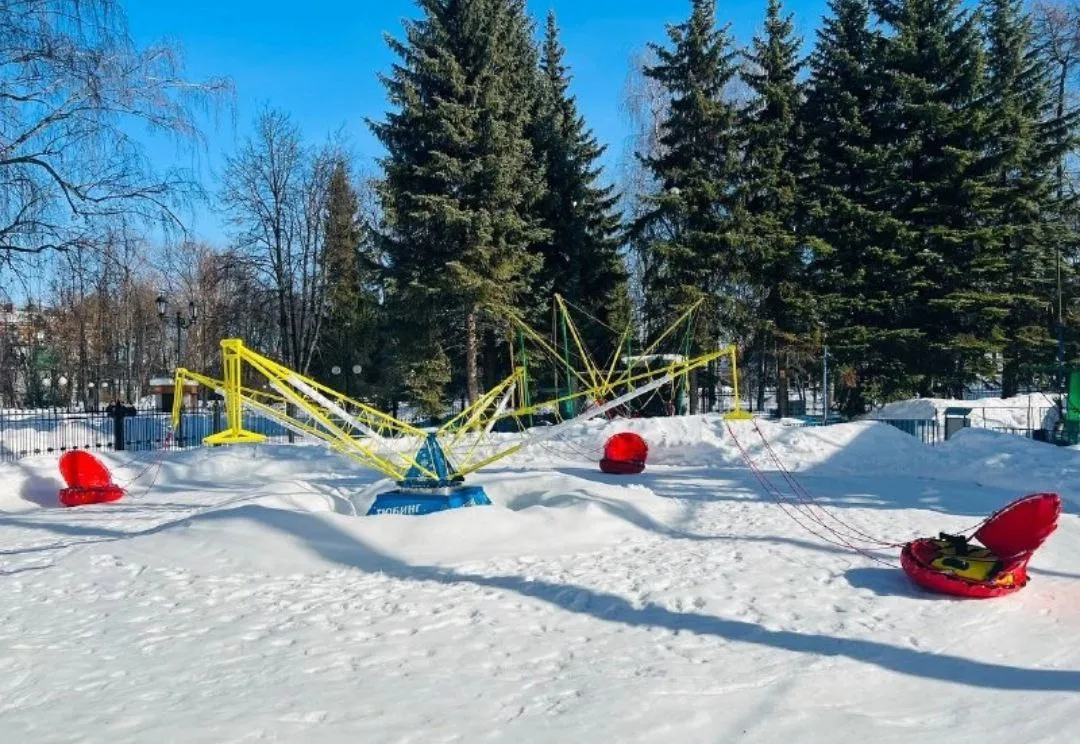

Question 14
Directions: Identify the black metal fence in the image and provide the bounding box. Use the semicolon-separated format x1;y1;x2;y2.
0;407;298;462
0;401;1064;462
879;418;941;445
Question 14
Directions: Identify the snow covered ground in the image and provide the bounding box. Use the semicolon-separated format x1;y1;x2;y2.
1;416;1077;743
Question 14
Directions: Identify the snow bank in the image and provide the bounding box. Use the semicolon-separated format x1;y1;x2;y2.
931;427;1080;506
0;439;686;567
495;414;933;475
505;413;1080;507
7;412;1079;511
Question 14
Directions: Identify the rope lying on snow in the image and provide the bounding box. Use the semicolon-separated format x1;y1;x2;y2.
756;421;995;538
751;420;909;550
725;421;900;568
726;419;1002;567
108;428;174;500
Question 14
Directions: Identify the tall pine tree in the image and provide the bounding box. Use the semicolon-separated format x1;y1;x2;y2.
318;160;377;397
631;0;744;390
531;11;630;357
873;0;997;397
740;0;805;412
802;0;916;414
371;0;547;407
982;0;1076;395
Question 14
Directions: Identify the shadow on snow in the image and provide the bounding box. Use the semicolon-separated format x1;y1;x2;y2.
223;505;1080;693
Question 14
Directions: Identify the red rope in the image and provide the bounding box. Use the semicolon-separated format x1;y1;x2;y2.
725;422;900;568
113;427;173;498
750;420;909;549
749;420;993;541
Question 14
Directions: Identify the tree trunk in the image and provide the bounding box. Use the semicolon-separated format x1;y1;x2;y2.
1002;355;1019;399
756;339;766;412
276;285;290;367
465;307;479;404
482;329;500;391
1057;65;1068;204
777;367;789;418
707;360;717;412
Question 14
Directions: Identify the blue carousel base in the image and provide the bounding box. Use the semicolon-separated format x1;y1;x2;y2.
366;485;492;517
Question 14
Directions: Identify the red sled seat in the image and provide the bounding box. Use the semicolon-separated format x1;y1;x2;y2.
600;432;648;475
900;492;1060;598
58;450;125;507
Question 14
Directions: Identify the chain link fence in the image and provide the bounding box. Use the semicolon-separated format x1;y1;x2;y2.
870;404;1060;446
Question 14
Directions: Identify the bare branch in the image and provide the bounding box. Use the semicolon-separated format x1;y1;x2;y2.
219;108;332;373
0;0;234;271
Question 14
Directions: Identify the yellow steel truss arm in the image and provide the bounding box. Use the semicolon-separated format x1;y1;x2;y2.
169;324;750;487
172;339;437;481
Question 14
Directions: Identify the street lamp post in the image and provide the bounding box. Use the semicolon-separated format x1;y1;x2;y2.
330;363;363;399
29;329;46;407
156;295;197;370
822;345;830;426
157;295;197;447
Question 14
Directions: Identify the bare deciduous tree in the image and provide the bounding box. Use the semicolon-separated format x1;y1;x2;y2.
161;240;276;375
0;0;232;266
219;108;335;373
1034;2;1080;190
618;45;669;337
40;231;165;407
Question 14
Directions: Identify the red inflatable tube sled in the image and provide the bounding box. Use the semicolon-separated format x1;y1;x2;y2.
900;492;1060;598
600;432;648;475
57;450;125;507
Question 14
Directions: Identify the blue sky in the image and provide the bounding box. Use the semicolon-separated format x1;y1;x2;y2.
124;0;831;245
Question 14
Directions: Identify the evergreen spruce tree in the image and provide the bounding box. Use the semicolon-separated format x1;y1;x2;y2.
371;0;547;407
740;0;805;412
319;161;375;396
870;0;995;398
631;0;743;366
981;0;1076;395
531;11;630;356
801;0;916;414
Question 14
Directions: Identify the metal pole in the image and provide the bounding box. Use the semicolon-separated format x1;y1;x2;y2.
174;314;183;446
518;327;532;427
823;345;829;426
1058;242;1064;367
730;346;743;416
560;307;573;419
682;315;692;415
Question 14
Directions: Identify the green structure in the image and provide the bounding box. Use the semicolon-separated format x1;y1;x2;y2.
1059;369;1080;445
1015;363;1080;445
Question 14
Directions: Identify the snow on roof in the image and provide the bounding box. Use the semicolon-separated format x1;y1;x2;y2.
866;392;1061;430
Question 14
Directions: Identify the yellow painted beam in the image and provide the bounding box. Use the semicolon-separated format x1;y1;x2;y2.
169;324;749;488
722;345;752;420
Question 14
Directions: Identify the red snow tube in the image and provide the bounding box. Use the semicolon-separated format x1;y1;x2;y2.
900;492;1061;598
600;432;648;475
57;450;125;507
